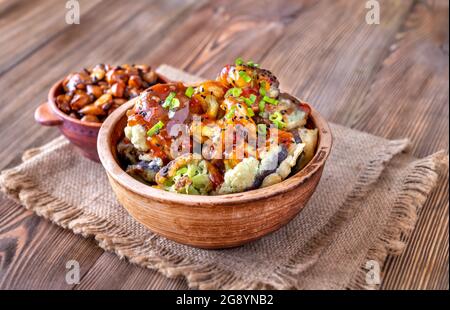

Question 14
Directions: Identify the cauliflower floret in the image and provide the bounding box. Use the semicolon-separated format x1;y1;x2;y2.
261;143;305;188
124;124;149;152
285;109;308;130
218;157;259;194
296;128;318;170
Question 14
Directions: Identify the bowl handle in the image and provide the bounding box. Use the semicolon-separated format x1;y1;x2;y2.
35;102;63;126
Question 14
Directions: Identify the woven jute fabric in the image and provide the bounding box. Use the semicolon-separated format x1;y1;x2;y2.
0;66;447;289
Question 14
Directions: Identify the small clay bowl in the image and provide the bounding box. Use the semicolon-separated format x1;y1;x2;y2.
35;75;169;162
97;98;332;249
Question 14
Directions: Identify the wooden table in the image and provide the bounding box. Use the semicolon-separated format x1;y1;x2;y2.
0;0;448;290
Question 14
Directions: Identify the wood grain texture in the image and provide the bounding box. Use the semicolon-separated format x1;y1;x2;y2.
0;0;102;75
353;0;449;290
0;0;448;289
75;252;186;290
0;195;104;289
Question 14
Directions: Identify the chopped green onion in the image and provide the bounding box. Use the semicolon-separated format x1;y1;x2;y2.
249;94;257;103
232;88;242;97
162;92;176;108
235;57;244;66
242;97;253;106
239;71;252;83
247;61;259;68
273;120;286;129
263;95;279;105
269;112;286;129
147;121;164;136
247;107;255;117
171;98;180;109
258;99;265;114
225;106;236;119
257;124;267;135
225;87;242;98
269;111;283;122
259;82;267;96
185;86;194;98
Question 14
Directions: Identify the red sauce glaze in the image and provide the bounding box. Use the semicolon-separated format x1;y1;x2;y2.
127;83;203;162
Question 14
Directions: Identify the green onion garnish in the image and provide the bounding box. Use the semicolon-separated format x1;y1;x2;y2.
185;86;194;98
263;95;279;105
242;97;253;106
247;61;259;68
147;121;164;136
225;87;242;98
258;99;265;114
247;107;255;117
239;71;252;83
162;92;176;108
259;82;267;96
241;94;257;107
273;120;286;129
257;124;267;135
232;88;242;97
171;98;180;110
235;57;244;66
225;106;236;119
269;112;286;129
269;111;282;122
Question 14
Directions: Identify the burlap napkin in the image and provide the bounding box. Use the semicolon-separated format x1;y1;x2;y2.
0;66;447;290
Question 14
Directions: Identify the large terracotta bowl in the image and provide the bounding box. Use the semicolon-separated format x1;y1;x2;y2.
34;75;169;162
97;98;332;249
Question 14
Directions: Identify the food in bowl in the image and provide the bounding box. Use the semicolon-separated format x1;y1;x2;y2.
117;59;318;195
56;64;159;123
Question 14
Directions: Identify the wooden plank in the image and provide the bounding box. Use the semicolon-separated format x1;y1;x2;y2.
0;0;103;75
75;252;188;290
0;194;104;289
348;0;449;290
142;0;319;78
351;0;449;157
259;0;415;124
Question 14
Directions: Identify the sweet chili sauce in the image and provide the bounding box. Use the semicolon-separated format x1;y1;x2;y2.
127;83;199;163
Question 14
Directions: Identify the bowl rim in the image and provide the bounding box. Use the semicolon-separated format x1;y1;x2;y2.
97;96;333;206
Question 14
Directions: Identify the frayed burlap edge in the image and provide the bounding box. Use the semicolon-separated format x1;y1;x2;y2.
348;151;449;290
0;139;447;289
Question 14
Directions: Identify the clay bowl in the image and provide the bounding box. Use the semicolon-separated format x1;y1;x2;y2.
34;75;169;162
97;98;332;249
